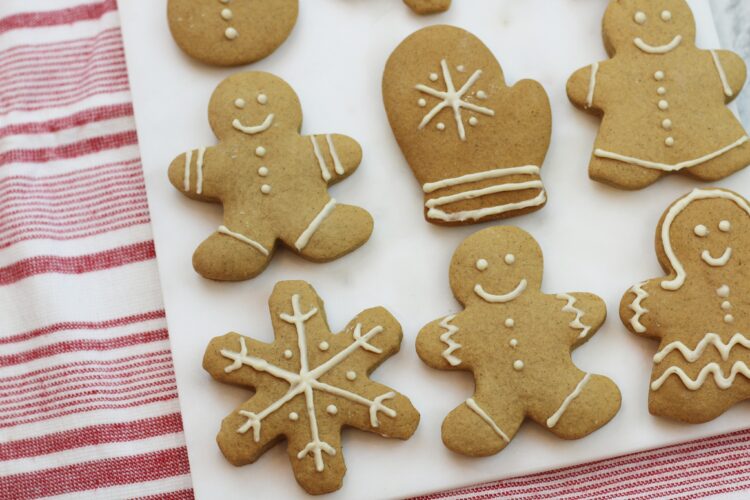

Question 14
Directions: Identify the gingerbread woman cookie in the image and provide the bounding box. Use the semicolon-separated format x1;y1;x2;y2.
567;0;750;190
383;25;551;226
167;0;298;66
404;0;451;15
168;72;373;281
203;281;420;494
621;188;750;424
417;227;621;455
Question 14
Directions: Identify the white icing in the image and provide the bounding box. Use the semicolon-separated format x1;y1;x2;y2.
513;360;524;371
556;293;592;339
711;50;734;98
476;259;489;271
725;314;735;324
415;59;495;141
217;225;270;256
284;349;293;359
438;315;461;367
654;333;750;364
658;100;669;111
257;94;268;105
429;73;438;82
255;146;267;157
633;35;683;54
505;254;515;265
665;137;675;147
476;91;487;99
422;165;541;193
717;285;731;298
658;87;667;95
436;122;446;131
260;184;271;195
594;136;749;172
694;225;708;237
319;341;329;352
428;190;547;223
346;371;357;381
720;220;732;232
425;181;544;210
221;8;232;20
655;71;665;81
325;135;345;175
722;301;732;311
183;149;192;192
628;283;649;334
326;404;338;415
651;361;750;391
225;27;238;40
294;199;337;251
474;280;527;304
456;65;465;72
546;374;591;428
418;98;427;107
662;119;672;130
661;10;672;21
505;318;515;328
234;98;246;109
509;339;518;347
701;247;732;267
258;166;269;177
661;189;750;290
310;136;331;182
468;117;478;126
634;11;647;25
586;63;599;109
289;412;299;421
232;114;275;135
465;398;509;443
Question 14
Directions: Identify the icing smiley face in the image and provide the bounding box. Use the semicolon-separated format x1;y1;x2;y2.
694;219;733;267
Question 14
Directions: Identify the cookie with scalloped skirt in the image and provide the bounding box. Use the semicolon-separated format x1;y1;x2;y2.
621;188;750;423
383;25;551;226
417;226;621;456
167;0;298;66
567;0;750;190
203;281;420;494
404;0;451;15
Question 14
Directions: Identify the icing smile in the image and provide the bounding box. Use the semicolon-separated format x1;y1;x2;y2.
702;247;732;267
634;35;683;54
232;114;275;135
474;280;527;303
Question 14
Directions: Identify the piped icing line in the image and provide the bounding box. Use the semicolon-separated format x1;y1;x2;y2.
295;199;337;251
661;189;750;291
556;293;592;340
594;136;749;172
232;114;275;135
633;35;683;54
628;282;649;334
586;62;599;109
428;190;546;223
183;149;192;191
195;147;206;195
465;398;509;443
217;225;270;256
438;315;461;366
710;50;734;97
423;165;541;194
474;280;527;304
310;136;331;182
425;181;544;209
651;361;750;391
653;333;750;364
546;373;591;428
701;247;732;267
325;134;345;175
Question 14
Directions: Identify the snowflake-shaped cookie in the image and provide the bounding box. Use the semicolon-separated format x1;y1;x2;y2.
203;281;420;495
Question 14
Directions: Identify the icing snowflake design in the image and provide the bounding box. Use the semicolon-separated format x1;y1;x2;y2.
218;294;398;472
416;59;495;141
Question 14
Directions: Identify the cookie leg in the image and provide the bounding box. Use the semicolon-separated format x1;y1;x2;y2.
681;142;750;182
589;156;666;190
193;229;274;281
290;202;374;262
441;397;524;456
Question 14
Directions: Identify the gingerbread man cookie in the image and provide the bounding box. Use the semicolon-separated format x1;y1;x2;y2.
404;0;451;15
383;25;551;226
621;188;750;423
203;281;420;494
417;227;621;456
168;72;373;281
567;0;750;190
167;0;298;66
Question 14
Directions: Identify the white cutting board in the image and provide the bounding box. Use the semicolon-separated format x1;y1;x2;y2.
118;1;750;498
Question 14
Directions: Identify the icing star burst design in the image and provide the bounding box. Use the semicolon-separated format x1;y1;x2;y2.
416;59;495;141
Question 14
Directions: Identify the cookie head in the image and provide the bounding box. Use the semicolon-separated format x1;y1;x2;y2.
659;189;750;290
208;72;302;140
449;226;543;305
603;0;695;56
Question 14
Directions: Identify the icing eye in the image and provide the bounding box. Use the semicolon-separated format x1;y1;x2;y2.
694;225;709;237
504;254;515;265
661;10;672;21
257;94;268;105
476;259;489;271
719;220;731;233
234;98;246;109
634;11;647;25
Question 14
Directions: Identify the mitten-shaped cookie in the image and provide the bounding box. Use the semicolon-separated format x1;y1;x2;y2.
417;227;621;456
168;0;298;66
404;0;451;15
567;0;750;190
168;72;373;281
621;188;750;423
203;281;420;494
383;25;551;226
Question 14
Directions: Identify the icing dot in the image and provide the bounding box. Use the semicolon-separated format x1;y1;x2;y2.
429;73;439;82
661;10;672;21
255;146;267;157
720;220;731;232
662;119;672;130
258;166;269;177
476;91;488;99
655;71;665;81
326;404;338;415
318;341;329;351
634;11;647;25
476;259;489;271
694;225;708;237
658;100;669;111
436;122;446;131
469;116;479;126
283;349;293;359
418;98;427;107
505;318;515;328
722;301;732;311
289;412;299;421
260;184;272;194
717;285;730;298
665;137;675;147
725;314;735;324
456;65;465;72
219;0;229;3
657;87;667;95
509;339;518;347
221;8;233;20
225;27;238;40
257;94;268;105
346;371;357;381
234;98;246;109
513;360;524;371
505;254;515;265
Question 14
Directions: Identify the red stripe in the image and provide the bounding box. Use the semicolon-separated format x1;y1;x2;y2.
0;201;150;233
1;63;126;99
0;0;117;35
0;50;125;89
0;175;144;206
0;103;132;140
0;157;139;186
0;446;190;497
140;489;196;500
0;82;131;115
0;413;184;461
0;130;136;168
0;218;151;250
0;185;146;214
0;27;120;64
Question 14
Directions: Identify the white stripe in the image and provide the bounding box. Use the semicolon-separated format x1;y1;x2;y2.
325;134;345;175
465;398;510;443
182;149;192;192
217;225;270;256
295;199;337;251
310;135;331;181
586;62;598;108
46;473;193;500
0;11;122;53
427;190;546;222
422;165;541;193
195;147;206;194
2;143;141;177
711;50;734;97
425;181;544;208
546;374;591;428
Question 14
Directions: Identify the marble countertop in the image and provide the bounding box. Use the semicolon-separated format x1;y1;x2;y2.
711;0;750;125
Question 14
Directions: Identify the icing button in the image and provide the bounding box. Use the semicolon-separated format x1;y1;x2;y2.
288;412;299;421
318;341;329;352
665;137;675;147
655;71;665;81
509;339;518;348
261;184;272;194
505;318;515;328
225;27;238;40
255;146;267;157
258;166;269;177
346;371;357;381
283;349;293;359
513;360;524;371
725;314;735;324
326;404;338;415
658;100;669;111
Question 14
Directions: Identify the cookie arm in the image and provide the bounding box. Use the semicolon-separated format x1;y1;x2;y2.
307;134;362;185
709;49;747;103
619;280;662;340
416;314;466;371
555;292;607;347
567;63;603;113
167;146;220;202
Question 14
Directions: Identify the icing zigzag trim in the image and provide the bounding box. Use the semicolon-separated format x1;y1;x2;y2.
439;315;461;366
651;361;750;391
628;282;649;334
556;293;591;339
654;333;750;364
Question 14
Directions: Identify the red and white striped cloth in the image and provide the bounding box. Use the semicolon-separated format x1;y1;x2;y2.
0;0;192;498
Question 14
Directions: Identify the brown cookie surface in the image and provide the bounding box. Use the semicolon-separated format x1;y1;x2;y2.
203;281;420;495
621;188;750;423
567;0;750;190
383;25;551;226
404;0;451;15
167;0;298;66
168;72;373;281
417;227;621;456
